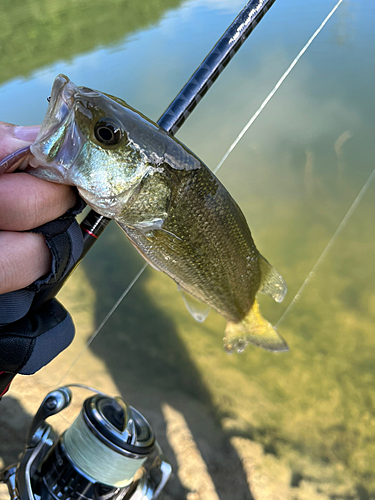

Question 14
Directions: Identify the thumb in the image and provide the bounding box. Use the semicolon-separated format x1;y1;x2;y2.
0;122;40;160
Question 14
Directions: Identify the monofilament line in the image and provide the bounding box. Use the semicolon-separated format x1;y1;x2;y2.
276;167;375;327
58;263;148;385
214;0;344;174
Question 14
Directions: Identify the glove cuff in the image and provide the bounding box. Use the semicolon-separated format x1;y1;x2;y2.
0;299;75;375
27;197;85;291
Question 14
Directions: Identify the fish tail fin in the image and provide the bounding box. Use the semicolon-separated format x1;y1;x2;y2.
258;254;287;303
224;300;288;353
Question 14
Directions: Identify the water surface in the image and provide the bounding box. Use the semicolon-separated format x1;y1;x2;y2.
0;1;374;498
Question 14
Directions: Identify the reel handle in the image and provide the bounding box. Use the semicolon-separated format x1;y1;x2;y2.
26;387;72;447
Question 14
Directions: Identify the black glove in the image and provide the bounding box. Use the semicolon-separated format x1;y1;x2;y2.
0;299;75;375
0;199;85;377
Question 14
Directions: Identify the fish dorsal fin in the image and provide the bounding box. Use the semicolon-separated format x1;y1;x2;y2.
258;255;287;303
224;300;288;353
178;287;210;323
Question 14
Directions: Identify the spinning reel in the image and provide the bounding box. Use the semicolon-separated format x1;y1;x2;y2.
0;386;171;500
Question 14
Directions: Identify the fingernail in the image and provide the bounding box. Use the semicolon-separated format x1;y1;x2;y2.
14;125;40;141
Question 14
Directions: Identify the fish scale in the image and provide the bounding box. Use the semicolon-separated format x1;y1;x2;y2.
118;165;260;324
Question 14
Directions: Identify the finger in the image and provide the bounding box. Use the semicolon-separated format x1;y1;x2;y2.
0;231;52;294
0;173;77;231
0;146;32;175
0;122;40;163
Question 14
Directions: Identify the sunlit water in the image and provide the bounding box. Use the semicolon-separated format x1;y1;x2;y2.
0;0;374;498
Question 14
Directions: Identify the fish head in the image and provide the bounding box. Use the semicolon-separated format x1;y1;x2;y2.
29;75;164;217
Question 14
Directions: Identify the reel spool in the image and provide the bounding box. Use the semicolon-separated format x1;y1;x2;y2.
0;386;171;500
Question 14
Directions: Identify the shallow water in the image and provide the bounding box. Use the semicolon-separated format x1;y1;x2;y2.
0;0;374;498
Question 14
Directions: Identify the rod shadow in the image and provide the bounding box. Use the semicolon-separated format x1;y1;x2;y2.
82;222;255;500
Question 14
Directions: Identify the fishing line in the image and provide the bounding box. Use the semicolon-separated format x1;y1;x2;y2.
64;413;147;487
214;0;344;174
57;263;148;386
61;0;344;377
276;166;375;327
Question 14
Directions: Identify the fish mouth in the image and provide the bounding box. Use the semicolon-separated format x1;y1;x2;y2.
28;75;87;183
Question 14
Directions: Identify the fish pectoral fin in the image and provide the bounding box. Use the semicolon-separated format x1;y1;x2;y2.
132;218;165;233
179;287;210;323
116;221;161;271
223;300;288;353
131;218;181;240
258;255;287;303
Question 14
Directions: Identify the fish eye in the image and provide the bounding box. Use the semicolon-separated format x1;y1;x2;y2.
94;119;123;146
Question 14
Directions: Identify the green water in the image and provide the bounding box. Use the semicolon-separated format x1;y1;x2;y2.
0;0;374;498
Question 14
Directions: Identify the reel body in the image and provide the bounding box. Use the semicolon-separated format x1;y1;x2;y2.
0;387;171;500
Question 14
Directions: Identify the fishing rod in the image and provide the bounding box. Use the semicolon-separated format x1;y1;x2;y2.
0;0;277;395
41;0;277;301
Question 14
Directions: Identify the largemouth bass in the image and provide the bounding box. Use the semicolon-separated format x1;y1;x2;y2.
27;75;288;352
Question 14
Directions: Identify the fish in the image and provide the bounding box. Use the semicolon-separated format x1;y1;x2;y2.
26;74;288;353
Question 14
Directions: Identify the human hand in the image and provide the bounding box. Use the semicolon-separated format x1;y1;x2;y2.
0;122;77;293
0;121;85;380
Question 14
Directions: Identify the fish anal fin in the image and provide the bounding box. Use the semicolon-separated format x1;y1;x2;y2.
223;300;288;353
179;287;210;323
258;254;287;303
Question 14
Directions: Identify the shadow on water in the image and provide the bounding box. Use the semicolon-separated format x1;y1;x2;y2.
82;222;255;499
0;397;32;467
